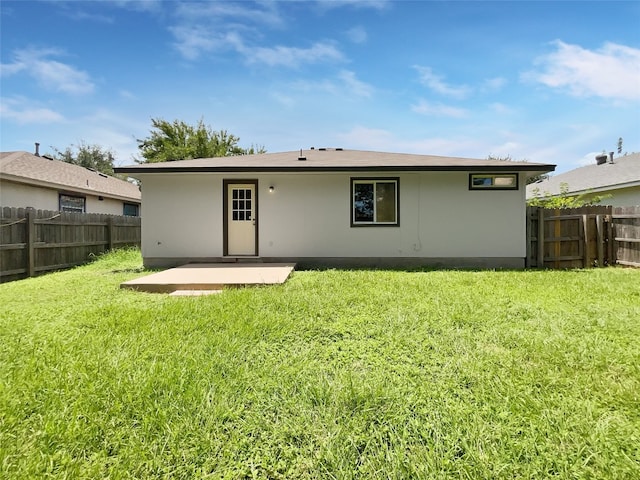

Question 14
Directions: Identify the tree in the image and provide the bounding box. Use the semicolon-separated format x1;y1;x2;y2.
527;182;611;208
52;141;116;176
487;154;547;184
136;118;265;163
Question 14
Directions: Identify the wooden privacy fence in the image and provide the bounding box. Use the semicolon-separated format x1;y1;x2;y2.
527;206;640;269
1;207;141;283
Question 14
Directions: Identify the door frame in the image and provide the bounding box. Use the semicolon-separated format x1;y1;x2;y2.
223;179;259;256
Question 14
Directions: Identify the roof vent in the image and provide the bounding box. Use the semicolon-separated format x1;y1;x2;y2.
34;142;40;157
336;147;343;151
318;147;327;151
595;153;608;165
297;148;306;161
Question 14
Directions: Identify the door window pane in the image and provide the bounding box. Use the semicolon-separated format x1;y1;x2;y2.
231;188;253;222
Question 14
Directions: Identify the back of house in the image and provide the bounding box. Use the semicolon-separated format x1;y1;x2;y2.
1;150;141;216
116;148;554;269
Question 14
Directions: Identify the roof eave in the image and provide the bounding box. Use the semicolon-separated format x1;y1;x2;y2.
0;173;141;203
115;164;556;175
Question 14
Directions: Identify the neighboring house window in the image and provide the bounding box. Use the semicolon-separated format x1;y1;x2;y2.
123;203;139;216
351;178;399;226
469;173;518;190
59;194;86;213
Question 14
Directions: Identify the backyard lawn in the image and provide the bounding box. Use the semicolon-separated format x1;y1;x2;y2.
0;249;639;479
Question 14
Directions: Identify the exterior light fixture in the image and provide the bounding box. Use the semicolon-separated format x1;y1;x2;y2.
269;186;275;193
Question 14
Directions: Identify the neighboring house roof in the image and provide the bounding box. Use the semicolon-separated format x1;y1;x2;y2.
526;153;640;198
115;148;555;174
1;151;141;202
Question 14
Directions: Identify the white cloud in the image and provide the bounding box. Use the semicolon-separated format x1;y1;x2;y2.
270;91;296;107
1;48;94;95
112;0;162;13
169;1;349;67
64;10;114;23
338;70;374;97
525;41;640;101
577;151;604;167
118;90;136;100
0;97;65;124
170;1;286;61
170;21;344;67
487;142;524;159
244;41;344;67
346;25;367;44
336;126;396;150
414;66;471;99
175;1;283;27
315;0;390;11
489;102;514;115
483;77;507;91
336;126;482;156
289;70;373;99
291;78;338;96
411;99;468;118
170;25;232;60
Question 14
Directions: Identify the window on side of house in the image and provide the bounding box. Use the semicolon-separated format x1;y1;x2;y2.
469;173;518;190
123;203;139;216
351;178;399;226
59;194;86;213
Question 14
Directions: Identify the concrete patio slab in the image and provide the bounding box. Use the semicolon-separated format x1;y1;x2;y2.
121;263;296;294
169;290;224;296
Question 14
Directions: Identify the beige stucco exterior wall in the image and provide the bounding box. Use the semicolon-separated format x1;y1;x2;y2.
138;174;221;259
0;179;131;215
584;186;640;207
137;171;527;266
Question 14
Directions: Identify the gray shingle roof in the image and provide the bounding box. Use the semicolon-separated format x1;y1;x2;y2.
526;153;640;198
1;151;141;202
115;148;556;174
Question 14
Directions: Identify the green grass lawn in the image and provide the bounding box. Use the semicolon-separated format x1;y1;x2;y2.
1;249;639;479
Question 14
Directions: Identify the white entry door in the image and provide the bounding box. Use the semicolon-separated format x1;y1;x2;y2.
226;183;257;256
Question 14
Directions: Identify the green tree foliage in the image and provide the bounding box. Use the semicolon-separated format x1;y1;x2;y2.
52;141;116;176
528;182;611;208
136;118;265;163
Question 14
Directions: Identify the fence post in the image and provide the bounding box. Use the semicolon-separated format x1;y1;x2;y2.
537;207;545;268
596;215;604;267
582;214;589;268
525;207;532;268
107;216;115;251
25;209;35;278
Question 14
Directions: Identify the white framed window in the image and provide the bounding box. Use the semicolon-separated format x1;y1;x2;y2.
59;194;85;213
351;178;399;226
469;173;518;190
